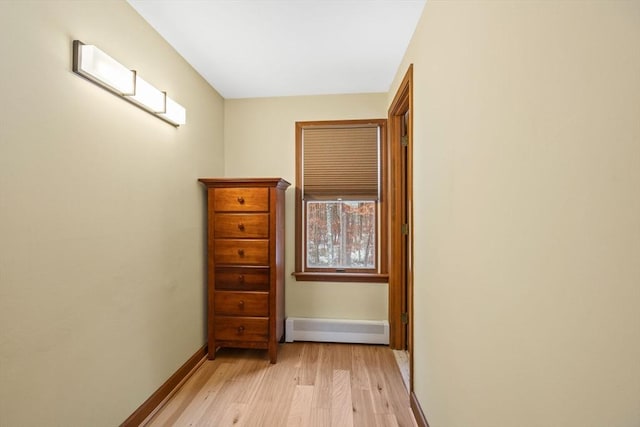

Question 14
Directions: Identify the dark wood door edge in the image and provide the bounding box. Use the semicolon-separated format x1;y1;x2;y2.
388;63;414;351
410;391;430;427
120;345;208;427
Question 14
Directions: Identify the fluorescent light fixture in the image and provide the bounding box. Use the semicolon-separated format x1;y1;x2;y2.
73;42;135;95
72;40;186;127
128;75;166;112
159;96;187;126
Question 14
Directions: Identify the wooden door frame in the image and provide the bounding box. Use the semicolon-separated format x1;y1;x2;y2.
388;65;414;373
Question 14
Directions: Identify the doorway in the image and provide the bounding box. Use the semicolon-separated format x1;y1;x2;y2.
388;65;414;390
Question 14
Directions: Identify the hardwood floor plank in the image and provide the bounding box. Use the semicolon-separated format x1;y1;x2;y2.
145;361;220;426
286;385;314;427
299;343;320;385
310;407;331;427
311;344;332;410
195;365;252;425
331;343;353;372
352;387;377;427
190;350;265;426
378;349;415;427
350;345;371;392
375;413;401;427
237;401;271;426
243;344;301;426
168;362;235;426
217;402;249;426
144;343;416;427
230;356;270;404
364;345;394;415
331;369;354;427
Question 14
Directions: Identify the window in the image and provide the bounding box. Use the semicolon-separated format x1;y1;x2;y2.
294;119;388;282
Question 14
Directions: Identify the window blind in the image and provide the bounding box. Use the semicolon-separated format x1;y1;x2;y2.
302;126;379;200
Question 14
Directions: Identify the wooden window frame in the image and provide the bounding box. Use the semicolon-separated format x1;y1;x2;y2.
293;119;388;283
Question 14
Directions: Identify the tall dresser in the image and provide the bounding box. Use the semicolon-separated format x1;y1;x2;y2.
198;178;290;363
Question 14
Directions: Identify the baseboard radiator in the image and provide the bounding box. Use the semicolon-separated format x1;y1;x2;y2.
285;317;389;345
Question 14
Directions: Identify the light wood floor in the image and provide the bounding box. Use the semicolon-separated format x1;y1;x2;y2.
145;342;417;427
391;350;410;392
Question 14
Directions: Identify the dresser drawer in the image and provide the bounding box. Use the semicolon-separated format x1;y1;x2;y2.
214;291;269;316
214;240;269;265
214;213;269;239
215;267;270;291
214;317;269;342
214;188;268;212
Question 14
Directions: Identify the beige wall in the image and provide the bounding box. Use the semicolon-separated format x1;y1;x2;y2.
389;1;640;426
224;94;388;320
0;1;224;426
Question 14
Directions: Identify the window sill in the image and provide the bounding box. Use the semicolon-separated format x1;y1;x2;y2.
292;272;389;283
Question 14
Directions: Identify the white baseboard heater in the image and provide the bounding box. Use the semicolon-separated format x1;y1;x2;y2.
285;317;389;345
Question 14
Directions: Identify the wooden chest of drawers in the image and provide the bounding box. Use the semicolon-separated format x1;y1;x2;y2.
198;178;290;363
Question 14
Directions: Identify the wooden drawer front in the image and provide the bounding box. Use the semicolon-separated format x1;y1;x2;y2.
215;317;269;342
215;268;270;291
214;240;269;265
214;291;269;316
215;188;268;212
214;213;269;239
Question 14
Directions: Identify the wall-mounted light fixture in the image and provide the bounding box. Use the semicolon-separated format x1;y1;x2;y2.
72;40;186;126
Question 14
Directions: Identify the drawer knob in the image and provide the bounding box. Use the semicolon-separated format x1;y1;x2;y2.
238;275;245;283
237;326;245;334
238;223;245;231
237;249;245;256
239;300;245;308
237;196;245;204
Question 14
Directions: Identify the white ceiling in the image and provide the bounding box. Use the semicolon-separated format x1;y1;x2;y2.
127;0;426;99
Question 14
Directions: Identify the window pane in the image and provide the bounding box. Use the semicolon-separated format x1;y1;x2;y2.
306;200;376;269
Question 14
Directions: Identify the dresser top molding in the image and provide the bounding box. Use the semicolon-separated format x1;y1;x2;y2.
198;178;291;189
